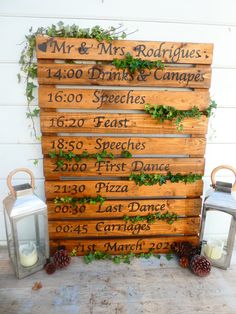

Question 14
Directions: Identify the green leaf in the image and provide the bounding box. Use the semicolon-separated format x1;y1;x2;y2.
113;256;121;264
84;252;95;264
17;73;21;83
49;151;57;159
33;159;39;166
165;253;173;261
121;150;132;158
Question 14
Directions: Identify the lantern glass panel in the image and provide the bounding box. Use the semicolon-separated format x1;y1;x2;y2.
204;210;231;243
14;210;47;269
202;210;233;265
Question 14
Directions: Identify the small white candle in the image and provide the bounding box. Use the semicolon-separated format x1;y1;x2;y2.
19;242;38;267
204;239;224;260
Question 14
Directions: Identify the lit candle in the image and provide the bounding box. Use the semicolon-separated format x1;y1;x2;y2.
19;242;38;267
204;239;224;260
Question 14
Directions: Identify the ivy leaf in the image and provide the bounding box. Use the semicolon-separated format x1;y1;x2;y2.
33;159;39;166
17;73;21;83
26;108;40;118
96;155;103;162
57;159;64;168
84;252;95;264
49;151;57;159
121;150;132;158
113;256;121;264
165;253;173;261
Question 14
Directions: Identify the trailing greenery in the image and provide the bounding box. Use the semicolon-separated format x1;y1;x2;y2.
144;100;217;131
112;52;165;74
49;149;132;169
82;250;173;264
54;195;106;207
49;149;113;168
18;22;128;139
129;172;202;186
123;211;178;225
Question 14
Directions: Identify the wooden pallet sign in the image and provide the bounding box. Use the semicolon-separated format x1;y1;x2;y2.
36;36;213;255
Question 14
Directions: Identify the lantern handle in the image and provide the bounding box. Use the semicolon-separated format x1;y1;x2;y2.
211;165;236;192
7;168;35;196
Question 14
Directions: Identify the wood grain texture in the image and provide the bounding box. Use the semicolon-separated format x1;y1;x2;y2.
44;157;204;179
39;86;210;110
37;63;211;88
50;235;200;255
48;217;200;239
42;136;206;156
36;37;213;64
45;180;203;198
40;112;208;135
47;198;201;219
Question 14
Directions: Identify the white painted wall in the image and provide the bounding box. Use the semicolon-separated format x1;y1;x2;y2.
0;0;236;243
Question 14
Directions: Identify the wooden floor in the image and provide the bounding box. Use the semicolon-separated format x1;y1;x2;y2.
0;247;236;314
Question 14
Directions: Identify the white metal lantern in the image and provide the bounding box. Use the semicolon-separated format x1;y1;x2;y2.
200;165;236;270
3;168;49;279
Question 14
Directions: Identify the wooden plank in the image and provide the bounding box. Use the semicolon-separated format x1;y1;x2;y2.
38;85;210;111
47;198;201;220
50;236;200;255
48;217;200;238
36;36;213;64
44;157;204;179
42;136;206;156
39;86;210;110
45;180;203;199
40;112;208;135
37;63;211;88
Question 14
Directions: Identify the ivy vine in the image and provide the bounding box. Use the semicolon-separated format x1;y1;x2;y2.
129;172;202;186
81;250;173;264
54;195;106;207
112;52;165;74
144;100;217;131
18;21;129;139
123;211;178;225
49;149;132;169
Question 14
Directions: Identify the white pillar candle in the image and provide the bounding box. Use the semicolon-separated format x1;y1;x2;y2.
204;239;224;260
19;242;38;267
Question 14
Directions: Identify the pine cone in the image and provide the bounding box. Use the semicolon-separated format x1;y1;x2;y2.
173;242;193;258
44;262;56;275
190;255;211;277
53;249;71;269
179;256;190;268
189;246;201;260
